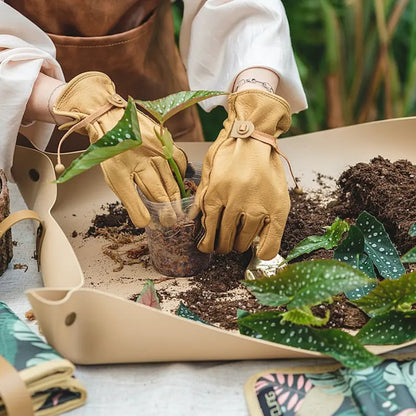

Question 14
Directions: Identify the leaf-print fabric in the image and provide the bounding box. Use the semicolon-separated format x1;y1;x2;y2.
249;360;416;416
0;302;61;371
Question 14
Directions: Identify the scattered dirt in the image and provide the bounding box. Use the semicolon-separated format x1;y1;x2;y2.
84;157;415;331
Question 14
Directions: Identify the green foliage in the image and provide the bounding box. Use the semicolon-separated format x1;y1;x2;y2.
355;211;405;279
135;91;227;125
401;222;416;263
282;0;416;135
353;271;416;316
281;307;330;327
285;218;350;263
238;311;381;369
356;311;416;345
176;302;211;325
243;259;374;310
136;280;161;309
334;225;376;299
55;97;141;183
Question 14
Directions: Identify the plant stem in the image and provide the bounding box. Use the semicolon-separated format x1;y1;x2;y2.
168;157;187;199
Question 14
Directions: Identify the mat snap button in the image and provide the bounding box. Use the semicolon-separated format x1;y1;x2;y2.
65;312;76;326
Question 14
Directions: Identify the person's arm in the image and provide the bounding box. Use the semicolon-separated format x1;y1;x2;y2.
0;2;64;179
23;73;70;125
180;0;307;113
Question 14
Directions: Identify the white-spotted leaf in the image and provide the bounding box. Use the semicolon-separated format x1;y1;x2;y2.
352;271;416;316
356;211;405;279
409;223;416;237
55;97;141;183
135;90;227;124
243;259;375;310
285;218;350;263
356;311;416;345
238;311;382;369
176;302;211;325
402;248;416;263
334;225;377;299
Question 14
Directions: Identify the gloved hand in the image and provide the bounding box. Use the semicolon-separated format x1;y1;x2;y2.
194;90;292;260
53;71;187;228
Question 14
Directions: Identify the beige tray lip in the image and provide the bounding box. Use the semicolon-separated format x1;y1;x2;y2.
13;115;416;364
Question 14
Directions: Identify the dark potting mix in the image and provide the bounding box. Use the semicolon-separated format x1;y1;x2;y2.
80;156;416;332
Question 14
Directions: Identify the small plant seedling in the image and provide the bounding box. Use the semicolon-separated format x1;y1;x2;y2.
134;91;226;198
55;91;227;198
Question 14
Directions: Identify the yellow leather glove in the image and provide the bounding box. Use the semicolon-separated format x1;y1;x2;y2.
194;90;292;260
53;72;187;228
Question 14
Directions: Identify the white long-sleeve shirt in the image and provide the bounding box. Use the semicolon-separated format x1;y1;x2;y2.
0;0;307;180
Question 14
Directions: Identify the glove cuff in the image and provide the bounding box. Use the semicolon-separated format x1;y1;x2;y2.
53;71;124;132
227;90;291;137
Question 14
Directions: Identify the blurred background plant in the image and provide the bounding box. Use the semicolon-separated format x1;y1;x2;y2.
172;0;416;139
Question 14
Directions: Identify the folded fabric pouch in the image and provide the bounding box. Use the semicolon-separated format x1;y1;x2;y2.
245;360;416;416
0;302;87;416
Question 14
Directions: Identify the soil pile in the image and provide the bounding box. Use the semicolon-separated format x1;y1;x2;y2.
85;156;416;330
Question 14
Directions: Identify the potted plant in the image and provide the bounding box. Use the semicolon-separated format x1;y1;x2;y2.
55;90;227;276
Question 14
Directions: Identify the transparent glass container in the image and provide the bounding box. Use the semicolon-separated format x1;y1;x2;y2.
140;163;211;277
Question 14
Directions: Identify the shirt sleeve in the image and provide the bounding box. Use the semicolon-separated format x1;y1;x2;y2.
0;1;64;181
180;0;307;114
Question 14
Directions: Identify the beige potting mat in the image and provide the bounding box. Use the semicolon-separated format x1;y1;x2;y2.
11;116;416;365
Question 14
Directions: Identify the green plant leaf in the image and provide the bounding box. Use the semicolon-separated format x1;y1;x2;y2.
281;307;330;327
176;302;211;325
285;218;349;263
402;222;416;263
356;311;416;345
356;211;405;279
402;247;416;263
55;97;142;183
238;311;381;369
352;271;416;316
334;225;377;300
135;90;227;124
136;280;161;309
243;259;375;310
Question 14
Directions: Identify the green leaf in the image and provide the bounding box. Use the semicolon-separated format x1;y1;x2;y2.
281;307;330;327
176;302;211;325
402;222;416;263
352;271;416;316
356;211;405;279
334;225;377;299
402;247;416;263
55;97;142;183
243;259;375;310
285;218;349;263
135;90;227;124
238;311;381;369
136;280;161;309
356;311;416;345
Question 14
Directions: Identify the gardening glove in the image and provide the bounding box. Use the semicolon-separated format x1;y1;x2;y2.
194;90;292;260
53;71;187;228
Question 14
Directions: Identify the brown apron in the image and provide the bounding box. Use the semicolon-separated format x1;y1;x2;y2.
10;0;204;151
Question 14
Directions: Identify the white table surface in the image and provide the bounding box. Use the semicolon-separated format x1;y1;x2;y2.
0;182;339;416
